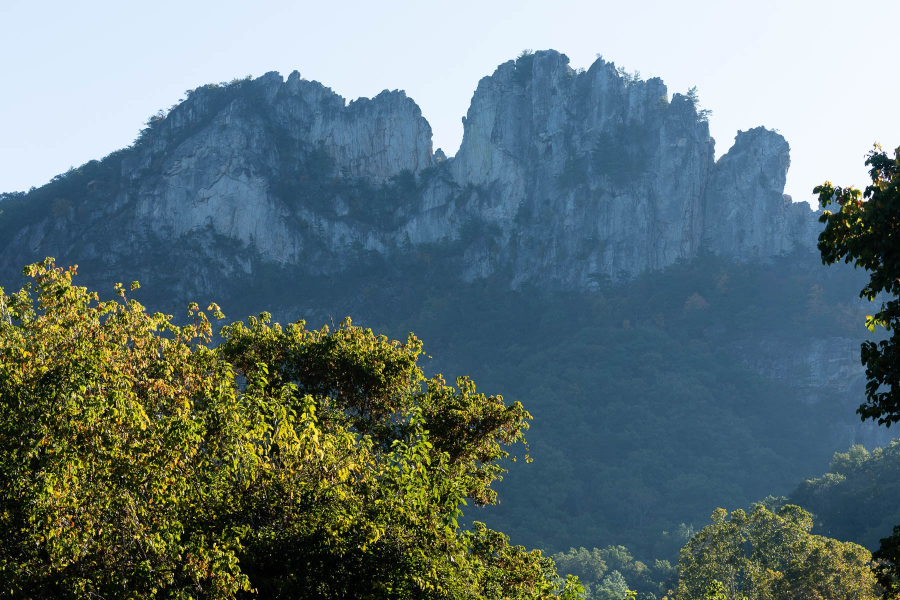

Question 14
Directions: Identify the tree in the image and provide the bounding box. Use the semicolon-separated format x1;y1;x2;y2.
594;571;629;600
675;504;878;600
0;258;582;599
617;67;641;87
0;261;254;598
816;144;900;597
787;441;900;551
550;546;669;600
875;527;900;599
816;144;900;427
683;87;711;122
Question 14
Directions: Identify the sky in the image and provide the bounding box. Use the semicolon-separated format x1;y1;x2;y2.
2;0;898;207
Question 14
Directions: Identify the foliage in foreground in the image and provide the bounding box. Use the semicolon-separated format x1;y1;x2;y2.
817;144;900;427
0;259;581;599
674;504;878;600
817;143;900;597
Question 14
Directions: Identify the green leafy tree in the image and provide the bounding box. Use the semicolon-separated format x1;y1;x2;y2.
0;262;254;598
675;505;878;600
553;547;609;590
788;441;900;550
0;259;581;599
594;570;629;600
816;143;900;597
816;144;900;427
875;527;900;599
552;545;670;600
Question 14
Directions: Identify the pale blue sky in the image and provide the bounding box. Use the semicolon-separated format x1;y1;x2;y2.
2;0;897;206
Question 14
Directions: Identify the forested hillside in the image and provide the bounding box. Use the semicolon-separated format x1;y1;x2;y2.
1;257;893;599
789;441;900;550
2;50;899;598
257;245;883;559
15;236;876;565
1;136;891;574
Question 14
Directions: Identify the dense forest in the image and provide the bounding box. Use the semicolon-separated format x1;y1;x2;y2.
2;53;900;597
5;173;900;597
790;440;900;550
0;257;894;599
196;244;877;558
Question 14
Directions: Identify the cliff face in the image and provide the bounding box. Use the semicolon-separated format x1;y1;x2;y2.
408;51;719;286
0;50;819;293
131;71;434;268
732;334;895;449
400;51;817;287
703;127;820;259
4;51;857;415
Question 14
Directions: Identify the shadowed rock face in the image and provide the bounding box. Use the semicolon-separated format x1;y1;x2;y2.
420;50;723;286
407;51;716;286
0;50;818;293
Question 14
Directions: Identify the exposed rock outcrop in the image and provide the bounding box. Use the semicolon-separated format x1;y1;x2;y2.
407;50;721;287
702;127;819;259
0;51;819;291
733;334;894;449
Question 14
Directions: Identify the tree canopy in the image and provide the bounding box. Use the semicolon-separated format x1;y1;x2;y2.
816;144;900;427
0;259;581;599
816;143;900;598
788;441;900;551
674;504;878;600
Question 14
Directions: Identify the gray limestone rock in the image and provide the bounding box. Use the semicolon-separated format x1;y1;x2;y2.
0;51;820;288
703;127;818;259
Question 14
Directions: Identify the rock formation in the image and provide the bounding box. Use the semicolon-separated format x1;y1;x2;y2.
0;50;819;293
703;127;820;260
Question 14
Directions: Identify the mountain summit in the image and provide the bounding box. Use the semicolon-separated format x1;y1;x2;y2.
0;50;817;293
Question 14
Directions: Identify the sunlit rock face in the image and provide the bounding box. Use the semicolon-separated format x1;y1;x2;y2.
702;126;819;260
417;50;722;286
404;51;816;286
127;70;434;269
1;50;818;289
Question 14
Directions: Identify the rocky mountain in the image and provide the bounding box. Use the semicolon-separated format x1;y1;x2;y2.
2;49;894;556
0;50;819;293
